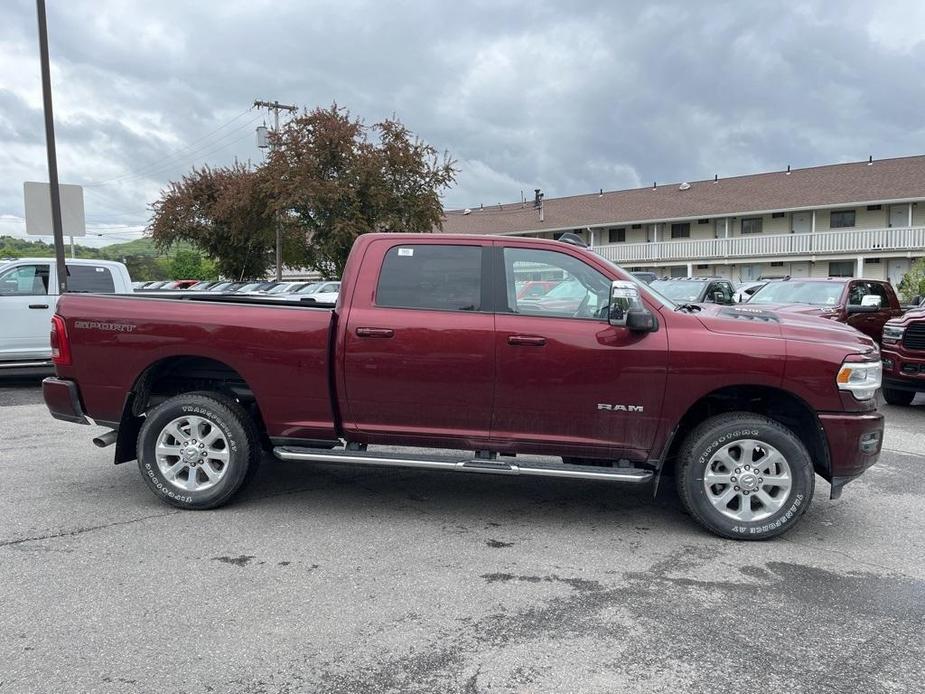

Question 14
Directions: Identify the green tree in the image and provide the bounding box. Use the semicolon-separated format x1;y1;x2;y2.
170;249;208;280
263;104;456;277
898;258;925;303
148;164;276;280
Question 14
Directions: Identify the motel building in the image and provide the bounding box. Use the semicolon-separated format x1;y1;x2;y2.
440;155;925;287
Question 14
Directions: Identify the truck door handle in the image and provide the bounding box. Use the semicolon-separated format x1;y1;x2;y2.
28;304;50;309
508;335;546;347
356;327;394;338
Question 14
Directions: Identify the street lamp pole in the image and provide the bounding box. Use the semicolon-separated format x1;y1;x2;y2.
36;0;68;292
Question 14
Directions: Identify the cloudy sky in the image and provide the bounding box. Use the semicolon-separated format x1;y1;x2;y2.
2;0;924;245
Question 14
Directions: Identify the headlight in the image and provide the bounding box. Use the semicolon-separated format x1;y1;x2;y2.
837;356;882;401
882;324;906;345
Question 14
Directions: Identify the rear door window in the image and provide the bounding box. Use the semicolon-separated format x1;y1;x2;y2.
376;244;482;311
67;265;115;293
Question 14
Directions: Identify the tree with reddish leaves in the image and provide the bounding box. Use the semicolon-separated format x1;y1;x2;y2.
263;104;456;277
148;164;276;280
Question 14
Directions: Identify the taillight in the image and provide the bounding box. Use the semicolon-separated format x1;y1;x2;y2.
50;314;72;366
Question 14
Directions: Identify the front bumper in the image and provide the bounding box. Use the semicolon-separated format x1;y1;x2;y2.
881;345;925;392
818;411;884;498
43;377;90;425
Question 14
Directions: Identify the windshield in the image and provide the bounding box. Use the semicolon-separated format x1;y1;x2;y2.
296;282;322;294
748;281;845;306
267;283;297;294
649;280;708;302
594;255;677;309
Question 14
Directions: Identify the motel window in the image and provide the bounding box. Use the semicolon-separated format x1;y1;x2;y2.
828;261;855;278
670;266;687;278
671;223;691;239
771;212;785;219
609;228;626;243
866;205;882;211
741;217;763;234
830;210;856;228
631;224;642;229
697;218;710;224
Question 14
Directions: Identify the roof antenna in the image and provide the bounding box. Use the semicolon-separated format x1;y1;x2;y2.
786;164;791;175
713;174;718;183
868;155;873;165
479;203;483;211
652;181;657;190
599;188;603;197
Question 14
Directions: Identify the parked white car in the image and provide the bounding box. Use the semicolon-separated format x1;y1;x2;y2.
734;281;767;303
297;280;340;303
0;258;133;368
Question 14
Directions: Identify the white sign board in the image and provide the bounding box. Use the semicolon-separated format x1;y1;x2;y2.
23;181;86;237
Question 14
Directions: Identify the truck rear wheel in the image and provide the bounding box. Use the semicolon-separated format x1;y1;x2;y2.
677;413;814;540
882;387;915;406
136;391;260;509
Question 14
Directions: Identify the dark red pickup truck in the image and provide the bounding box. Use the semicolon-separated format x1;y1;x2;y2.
43;233;885;539
881;307;925;405
745;277;903;343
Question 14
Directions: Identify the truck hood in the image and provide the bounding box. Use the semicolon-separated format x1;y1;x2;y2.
693;304;876;352
887;307;925;327
744;302;842;319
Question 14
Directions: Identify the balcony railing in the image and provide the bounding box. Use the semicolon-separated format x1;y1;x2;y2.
595;226;925;264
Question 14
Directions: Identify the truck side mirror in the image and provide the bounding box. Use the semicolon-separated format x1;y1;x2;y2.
609;280;657;332
713;291;725;304
847;295;882;314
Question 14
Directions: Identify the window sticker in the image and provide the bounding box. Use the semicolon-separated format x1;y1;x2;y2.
397;248;414;257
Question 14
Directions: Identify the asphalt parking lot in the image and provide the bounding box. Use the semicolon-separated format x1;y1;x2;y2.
1;376;924;694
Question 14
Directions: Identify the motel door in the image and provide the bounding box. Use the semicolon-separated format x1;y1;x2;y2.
890;204;910;228
791;212;811;233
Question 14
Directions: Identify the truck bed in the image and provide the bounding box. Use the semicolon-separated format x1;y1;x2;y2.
54;293;339;441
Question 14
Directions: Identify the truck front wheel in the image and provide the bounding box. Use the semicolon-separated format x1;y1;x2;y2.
677;413;815;540
136;391;260;509
882;387;915;406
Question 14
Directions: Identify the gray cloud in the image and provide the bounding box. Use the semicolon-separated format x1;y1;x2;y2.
1;0;924;243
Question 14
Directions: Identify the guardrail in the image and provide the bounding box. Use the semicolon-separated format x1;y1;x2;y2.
596;226;925;264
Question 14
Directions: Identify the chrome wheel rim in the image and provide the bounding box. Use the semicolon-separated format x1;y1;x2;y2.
155;415;230;492
703;439;792;522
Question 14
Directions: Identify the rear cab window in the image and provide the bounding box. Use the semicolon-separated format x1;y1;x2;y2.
376;244;483;311
67;265;115;293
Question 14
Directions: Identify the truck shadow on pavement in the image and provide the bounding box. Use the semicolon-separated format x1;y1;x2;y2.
229;453;691;533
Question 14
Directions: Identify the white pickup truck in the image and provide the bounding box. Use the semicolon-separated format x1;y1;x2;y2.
0;257;133;369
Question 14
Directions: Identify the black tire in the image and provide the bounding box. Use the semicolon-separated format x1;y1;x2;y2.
136;391;260;509
677;413;815;540
883;387;916;407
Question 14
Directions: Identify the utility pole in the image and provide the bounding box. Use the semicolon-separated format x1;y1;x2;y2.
36;0;67;293
254;99;297;281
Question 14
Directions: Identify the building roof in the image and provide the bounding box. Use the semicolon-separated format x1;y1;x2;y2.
440;154;925;235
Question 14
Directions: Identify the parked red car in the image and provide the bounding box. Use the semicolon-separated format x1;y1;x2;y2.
43;234;883;539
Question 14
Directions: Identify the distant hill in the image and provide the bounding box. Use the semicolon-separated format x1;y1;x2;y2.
0;236;210;281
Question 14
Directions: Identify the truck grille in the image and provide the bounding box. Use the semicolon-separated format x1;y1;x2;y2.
904;322;925;351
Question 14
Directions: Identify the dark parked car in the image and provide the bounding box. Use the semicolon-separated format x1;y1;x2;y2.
649;277;736;305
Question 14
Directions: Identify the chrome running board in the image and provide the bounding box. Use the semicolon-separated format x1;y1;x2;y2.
273;447;653;483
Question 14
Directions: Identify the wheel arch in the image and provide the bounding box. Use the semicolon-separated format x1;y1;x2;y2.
113;355;266;464
661;384;830;480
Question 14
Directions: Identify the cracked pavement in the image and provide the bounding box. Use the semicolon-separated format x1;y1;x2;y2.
1;378;924;693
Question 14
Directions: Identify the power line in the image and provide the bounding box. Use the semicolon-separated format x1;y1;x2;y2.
83;106;256;186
